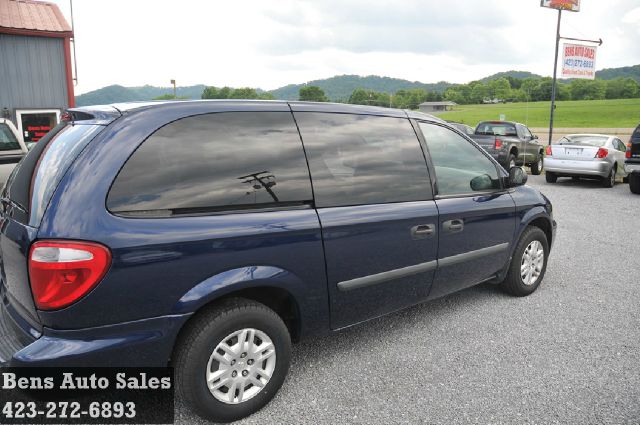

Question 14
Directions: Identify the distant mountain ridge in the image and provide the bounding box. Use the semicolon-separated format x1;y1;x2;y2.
75;84;207;107
269;75;452;101
75;65;640;106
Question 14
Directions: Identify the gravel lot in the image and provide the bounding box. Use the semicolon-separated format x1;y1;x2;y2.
177;174;640;425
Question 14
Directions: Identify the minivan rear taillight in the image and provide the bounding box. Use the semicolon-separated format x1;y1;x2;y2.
626;143;632;159
29;241;111;310
545;145;552;156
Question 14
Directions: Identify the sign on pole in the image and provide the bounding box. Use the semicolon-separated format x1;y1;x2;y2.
540;0;580;12
561;43;597;79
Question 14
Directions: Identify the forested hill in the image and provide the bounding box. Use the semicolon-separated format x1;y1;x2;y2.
75;65;640;105
269;75;452;101
595;64;640;82
75;84;207;106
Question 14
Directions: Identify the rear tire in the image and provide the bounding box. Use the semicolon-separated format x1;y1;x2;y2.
630;173;640;194
545;172;557;183
508;154;517;169
530;156;542;175
174;298;291;423
602;166;615;188
500;226;549;297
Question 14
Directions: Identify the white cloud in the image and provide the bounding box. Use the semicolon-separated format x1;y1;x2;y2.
47;0;640;95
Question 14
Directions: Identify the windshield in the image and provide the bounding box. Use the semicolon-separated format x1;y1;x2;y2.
475;122;517;136
555;135;608;147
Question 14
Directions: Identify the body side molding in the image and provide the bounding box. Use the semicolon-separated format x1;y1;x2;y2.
337;260;437;292
438;243;509;268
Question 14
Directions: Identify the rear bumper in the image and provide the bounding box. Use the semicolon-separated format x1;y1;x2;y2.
1;311;191;367
479;147;509;168
543;158;610;177
624;162;640;174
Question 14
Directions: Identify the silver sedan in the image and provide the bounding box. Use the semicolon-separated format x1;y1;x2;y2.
543;134;628;188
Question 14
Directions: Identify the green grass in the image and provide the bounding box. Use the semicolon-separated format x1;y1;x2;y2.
433;98;640;128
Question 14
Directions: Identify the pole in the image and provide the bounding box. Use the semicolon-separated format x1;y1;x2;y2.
69;0;78;85
548;9;562;146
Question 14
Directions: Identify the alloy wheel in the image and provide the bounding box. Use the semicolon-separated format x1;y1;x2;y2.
520;240;544;286
206;328;277;404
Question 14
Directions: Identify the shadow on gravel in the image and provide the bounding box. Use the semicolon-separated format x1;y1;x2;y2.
289;282;506;366
545;177;624;189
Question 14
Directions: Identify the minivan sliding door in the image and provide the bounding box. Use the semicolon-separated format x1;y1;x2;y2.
294;111;438;329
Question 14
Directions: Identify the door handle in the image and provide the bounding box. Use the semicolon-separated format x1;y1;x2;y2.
443;219;464;233
411;224;435;239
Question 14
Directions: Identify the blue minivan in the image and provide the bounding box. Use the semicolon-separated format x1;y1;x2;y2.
0;101;556;422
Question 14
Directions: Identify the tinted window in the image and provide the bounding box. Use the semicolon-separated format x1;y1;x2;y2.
419;122;501;196
476;122;517;136
0;123;20;151
108;112;312;215
632;125;640;141
295;113;431;207
556;135;608;147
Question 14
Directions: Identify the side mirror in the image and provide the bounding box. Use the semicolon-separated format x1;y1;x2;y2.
508;166;528;187
470;174;494;191
533;135;539;140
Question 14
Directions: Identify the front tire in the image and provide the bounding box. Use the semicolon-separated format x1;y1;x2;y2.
630;173;640;194
545;171;557;183
500;226;549;297
174;298;291;423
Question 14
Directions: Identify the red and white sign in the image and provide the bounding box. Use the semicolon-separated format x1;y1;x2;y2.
561;43;597;79
540;0;580;12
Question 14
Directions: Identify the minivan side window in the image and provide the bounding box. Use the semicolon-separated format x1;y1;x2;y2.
107;112;313;216
419;122;501;196
295;113;432;207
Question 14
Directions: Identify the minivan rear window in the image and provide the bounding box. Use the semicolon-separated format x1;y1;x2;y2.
107;112;313;216
3;123;103;226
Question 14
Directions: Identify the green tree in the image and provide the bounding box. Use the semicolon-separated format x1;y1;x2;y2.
218;87;232;99
469;83;488;104
153;94;188;100
299;86;329;102
229;87;259;99
605;78;640;99
202;86;233;99
569;79;606;100
258;92;276;100
488;77;512;100
443;87;467;104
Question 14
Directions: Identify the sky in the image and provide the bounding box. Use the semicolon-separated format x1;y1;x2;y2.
49;0;640;95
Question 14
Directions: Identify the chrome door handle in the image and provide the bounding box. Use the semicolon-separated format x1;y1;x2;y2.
443;219;464;233
411;224;435;239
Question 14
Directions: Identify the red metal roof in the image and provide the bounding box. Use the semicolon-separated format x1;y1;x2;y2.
0;0;72;36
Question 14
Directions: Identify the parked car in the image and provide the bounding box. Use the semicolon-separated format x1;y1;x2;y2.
0;117;28;163
544;134;628;188
624;124;640;194
446;121;474;136
0;101;556;422
470;121;544;174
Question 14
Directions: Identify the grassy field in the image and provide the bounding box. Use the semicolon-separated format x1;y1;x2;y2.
433;98;640;128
